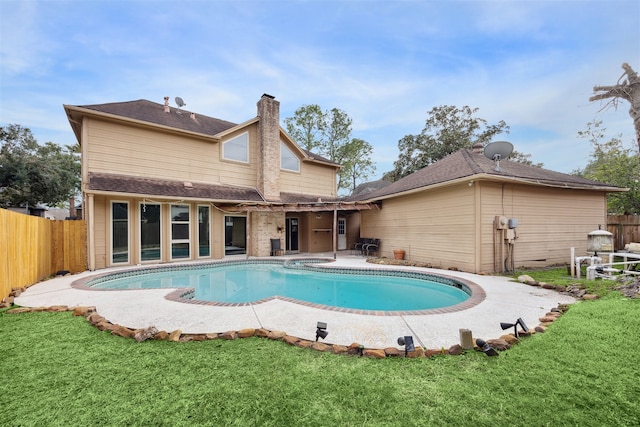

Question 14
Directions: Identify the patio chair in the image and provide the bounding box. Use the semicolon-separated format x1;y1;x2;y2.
351;237;365;255
355;238;372;255
270;238;284;256
364;239;380;256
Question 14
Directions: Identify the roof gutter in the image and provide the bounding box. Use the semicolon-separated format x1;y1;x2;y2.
363;173;627;202
83;188;260;205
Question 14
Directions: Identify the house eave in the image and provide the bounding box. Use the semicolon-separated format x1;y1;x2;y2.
223;201;380;213
362;173;627;202
213;117;260;138
83;188;262;205
301;158;343;169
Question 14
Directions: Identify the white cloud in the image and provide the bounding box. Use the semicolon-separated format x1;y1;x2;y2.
1;0;638;180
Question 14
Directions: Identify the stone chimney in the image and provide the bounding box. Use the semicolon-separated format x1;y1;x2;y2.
257;94;280;201
164;96;170;113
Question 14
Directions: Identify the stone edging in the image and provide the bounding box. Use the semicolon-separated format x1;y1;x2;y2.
2;286;572;358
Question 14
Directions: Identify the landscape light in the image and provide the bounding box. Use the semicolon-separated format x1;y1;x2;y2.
500;317;529;339
315;321;328;341
397;335;415;357
476;338;499;357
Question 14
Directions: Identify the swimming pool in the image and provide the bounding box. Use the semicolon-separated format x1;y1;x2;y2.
79;259;481;313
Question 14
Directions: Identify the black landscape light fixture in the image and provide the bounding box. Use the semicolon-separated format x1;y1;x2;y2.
476;338;499;357
397;336;415;357
315;321;328;341
500;317;529;339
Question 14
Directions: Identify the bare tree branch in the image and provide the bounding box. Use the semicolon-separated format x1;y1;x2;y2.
590;63;640;158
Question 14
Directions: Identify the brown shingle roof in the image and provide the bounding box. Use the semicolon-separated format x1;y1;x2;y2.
353;149;624;201
78;99;238;136
88;172;264;202
87;172;345;205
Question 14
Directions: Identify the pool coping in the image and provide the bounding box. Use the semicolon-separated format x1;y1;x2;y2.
71;258;486;316
16;253;578;350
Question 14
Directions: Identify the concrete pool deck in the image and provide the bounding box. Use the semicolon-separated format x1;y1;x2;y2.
14;252;576;349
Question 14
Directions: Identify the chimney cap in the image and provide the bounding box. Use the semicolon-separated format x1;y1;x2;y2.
261;93;275;99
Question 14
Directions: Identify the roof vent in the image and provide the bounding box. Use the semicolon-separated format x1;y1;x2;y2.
163;96;170;113
472;142;484;153
183;182;193;189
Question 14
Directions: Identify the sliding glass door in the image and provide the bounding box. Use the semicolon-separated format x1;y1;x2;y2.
224;216;246;255
171;204;190;259
140;203;161;262
111;202;129;264
198;205;210;257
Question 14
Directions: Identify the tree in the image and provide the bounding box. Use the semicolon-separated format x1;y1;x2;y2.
284;105;375;194
590;62;640;161
335;138;376;193
384;105;510;181
283;104;325;152
0;124;80;209
322;108;352;162
573;120;640;214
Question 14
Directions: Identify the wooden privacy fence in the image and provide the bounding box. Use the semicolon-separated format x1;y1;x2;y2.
607;215;640;250
0;208;86;301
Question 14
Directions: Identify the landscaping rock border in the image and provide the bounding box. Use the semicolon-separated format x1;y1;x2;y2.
12;259;627;358
2;286;573;358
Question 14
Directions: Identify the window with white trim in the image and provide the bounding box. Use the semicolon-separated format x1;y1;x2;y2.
197;205;210;257
171;204;190;259
223;132;249;162
280;141;300;172
140;203;161;262
111;201;129;264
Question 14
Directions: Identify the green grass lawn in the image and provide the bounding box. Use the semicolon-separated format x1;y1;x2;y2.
1;271;639;426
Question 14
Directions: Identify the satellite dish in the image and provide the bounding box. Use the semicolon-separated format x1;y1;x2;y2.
175;97;186;108
484;141;513;172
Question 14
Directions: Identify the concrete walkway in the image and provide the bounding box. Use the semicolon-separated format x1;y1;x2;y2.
14;253;575;349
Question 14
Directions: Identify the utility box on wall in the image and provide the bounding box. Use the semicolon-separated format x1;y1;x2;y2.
495;216;508;230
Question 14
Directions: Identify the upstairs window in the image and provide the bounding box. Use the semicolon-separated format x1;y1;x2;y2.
223;132;249;163
280;141;300;172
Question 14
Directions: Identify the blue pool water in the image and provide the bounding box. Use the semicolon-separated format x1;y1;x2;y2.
90;262;470;311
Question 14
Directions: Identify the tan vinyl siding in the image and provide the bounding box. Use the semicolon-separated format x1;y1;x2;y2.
362;181;607;274
85;118;336;196
85;118;257;187
279;161;337;197
478;182;607;271
361;185;476;271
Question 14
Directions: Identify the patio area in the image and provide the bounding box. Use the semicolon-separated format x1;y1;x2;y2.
14;252;575;349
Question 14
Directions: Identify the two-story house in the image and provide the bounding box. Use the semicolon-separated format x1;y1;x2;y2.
66;94;625;274
65;94;372;270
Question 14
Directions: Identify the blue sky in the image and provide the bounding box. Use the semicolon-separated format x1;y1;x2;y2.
1;0;638;180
